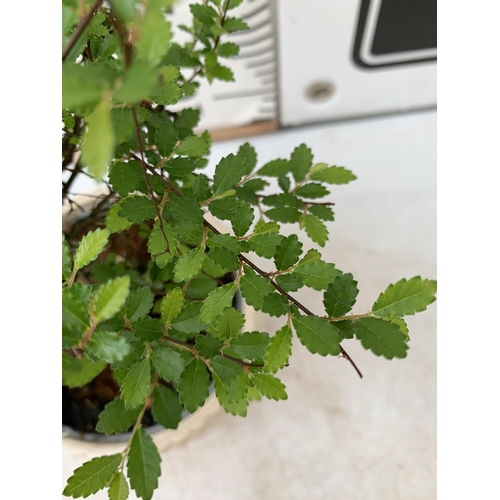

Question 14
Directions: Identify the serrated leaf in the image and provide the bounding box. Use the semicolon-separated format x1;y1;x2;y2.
251;374;287;401
62;353;106;388
213;372;248;416
274;234;302;271
81;99;114;181
213;153;246;195
87;330;131;364
195;334;224;357
127;427;162;500
310;165;356;184
200;283;237;324
323;273;359;317
292;315;342;356
354;317;409;359
63;454;121;498
164;157;197;178
226;371;249;403
126;287;154;322
231;201;254;237
210;307;245;340
303;214;328;247
293;261;341;290
175;108;200;140
254;220;280;235
208;247;239;272
207;233;241;254
264;324;293;373
151;385;183;430
265;207;301;223
168;194;204;223
258;159;289;177
120;358;151;409
261;291;289;317
178;358;210;413
111;107;135;145
150;346;185;383
295;183;329;199
290;143;313;182
63;234;72;280
209;197;242;220
207;64;234;82
171;302;207;334
96;397;141;434
173;135;209;157
332;319;355;339
118;196;156;223
173;246;205;282
62;287;89;332
217;41;240;57
108;472;128;500
278;173;291;192
109;163;139;197
114;60;156;104
112;344;146;370
74;228;110;272
248;233;282;258
296;248;322;266
223;17;249;33
372;276;437;317
131;317;165;342
106;202;133;234
148;220;176;269
161;287;184;324
210;355;242;384
229;331;270;360
308;204;334;221
275;273;303;292
91;276;131;321
240;273;274;310
154;117;178;157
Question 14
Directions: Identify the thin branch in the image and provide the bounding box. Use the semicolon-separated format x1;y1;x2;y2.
62;0;103;62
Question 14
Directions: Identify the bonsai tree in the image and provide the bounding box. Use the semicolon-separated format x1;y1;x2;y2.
62;0;437;498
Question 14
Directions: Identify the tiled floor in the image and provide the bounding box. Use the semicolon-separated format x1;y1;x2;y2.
62;109;436;499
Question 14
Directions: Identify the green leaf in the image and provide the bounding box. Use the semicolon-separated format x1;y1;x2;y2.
231;201;254;237
207;233;241;254
73;228;110;272
240;273;274;310
164;157;197;178
173;135;209;157
308;204;334;221
118;196;157;223
290;143;313;182
173;246;206;282
253;220;280;235
332;319;355;339
91;276;131;322
111;108;135;145
226;372;249;403
108;472;129;500
208;247;239;272
178;358;210;413
151;81;183;105
295;183;329;199
296;248;321;266
278;173;291;192
161;287;184;324
155;117;178;157
114;60;156;104
106;201;134;234
171;302;207;334
261;291;289;317
225;0;244;9
293;261;341;290
151;385;183;430
207;64;234;82
168;194;204;223
248;233;283;258
112;344;146;371
96;397;141;434
303;214;328;247
292;315;342;356
323;273;359;317
223;17;250;32
213;153;246;195
209;197;242;220
264;324;293;373
200;283;237;324
62;234;72;280
195;334;224;358
127;428;162;500
150;346;185;383
81;99;114;181
62;288;89;332
126;287;154;322
148;220;176;269
251;374;287;401
274;234;302;271
210;355;242;384
354;317;409;359
131;317;165;342
175;108;200;140
135;7;171;65
218;41;240;57
120;358;151;409
63;454;121;498
275;273;303;292
87;331;131;364
213;372;248;417
372;276;437;317
210;307;245;340
258;159;289;177
310;165;357;184
109;163;139;197
62;353;106;388
229;331;270;360
265;207;301;223
190;3;218;23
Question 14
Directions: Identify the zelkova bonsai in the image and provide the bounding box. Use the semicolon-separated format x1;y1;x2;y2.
62;0;437;498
